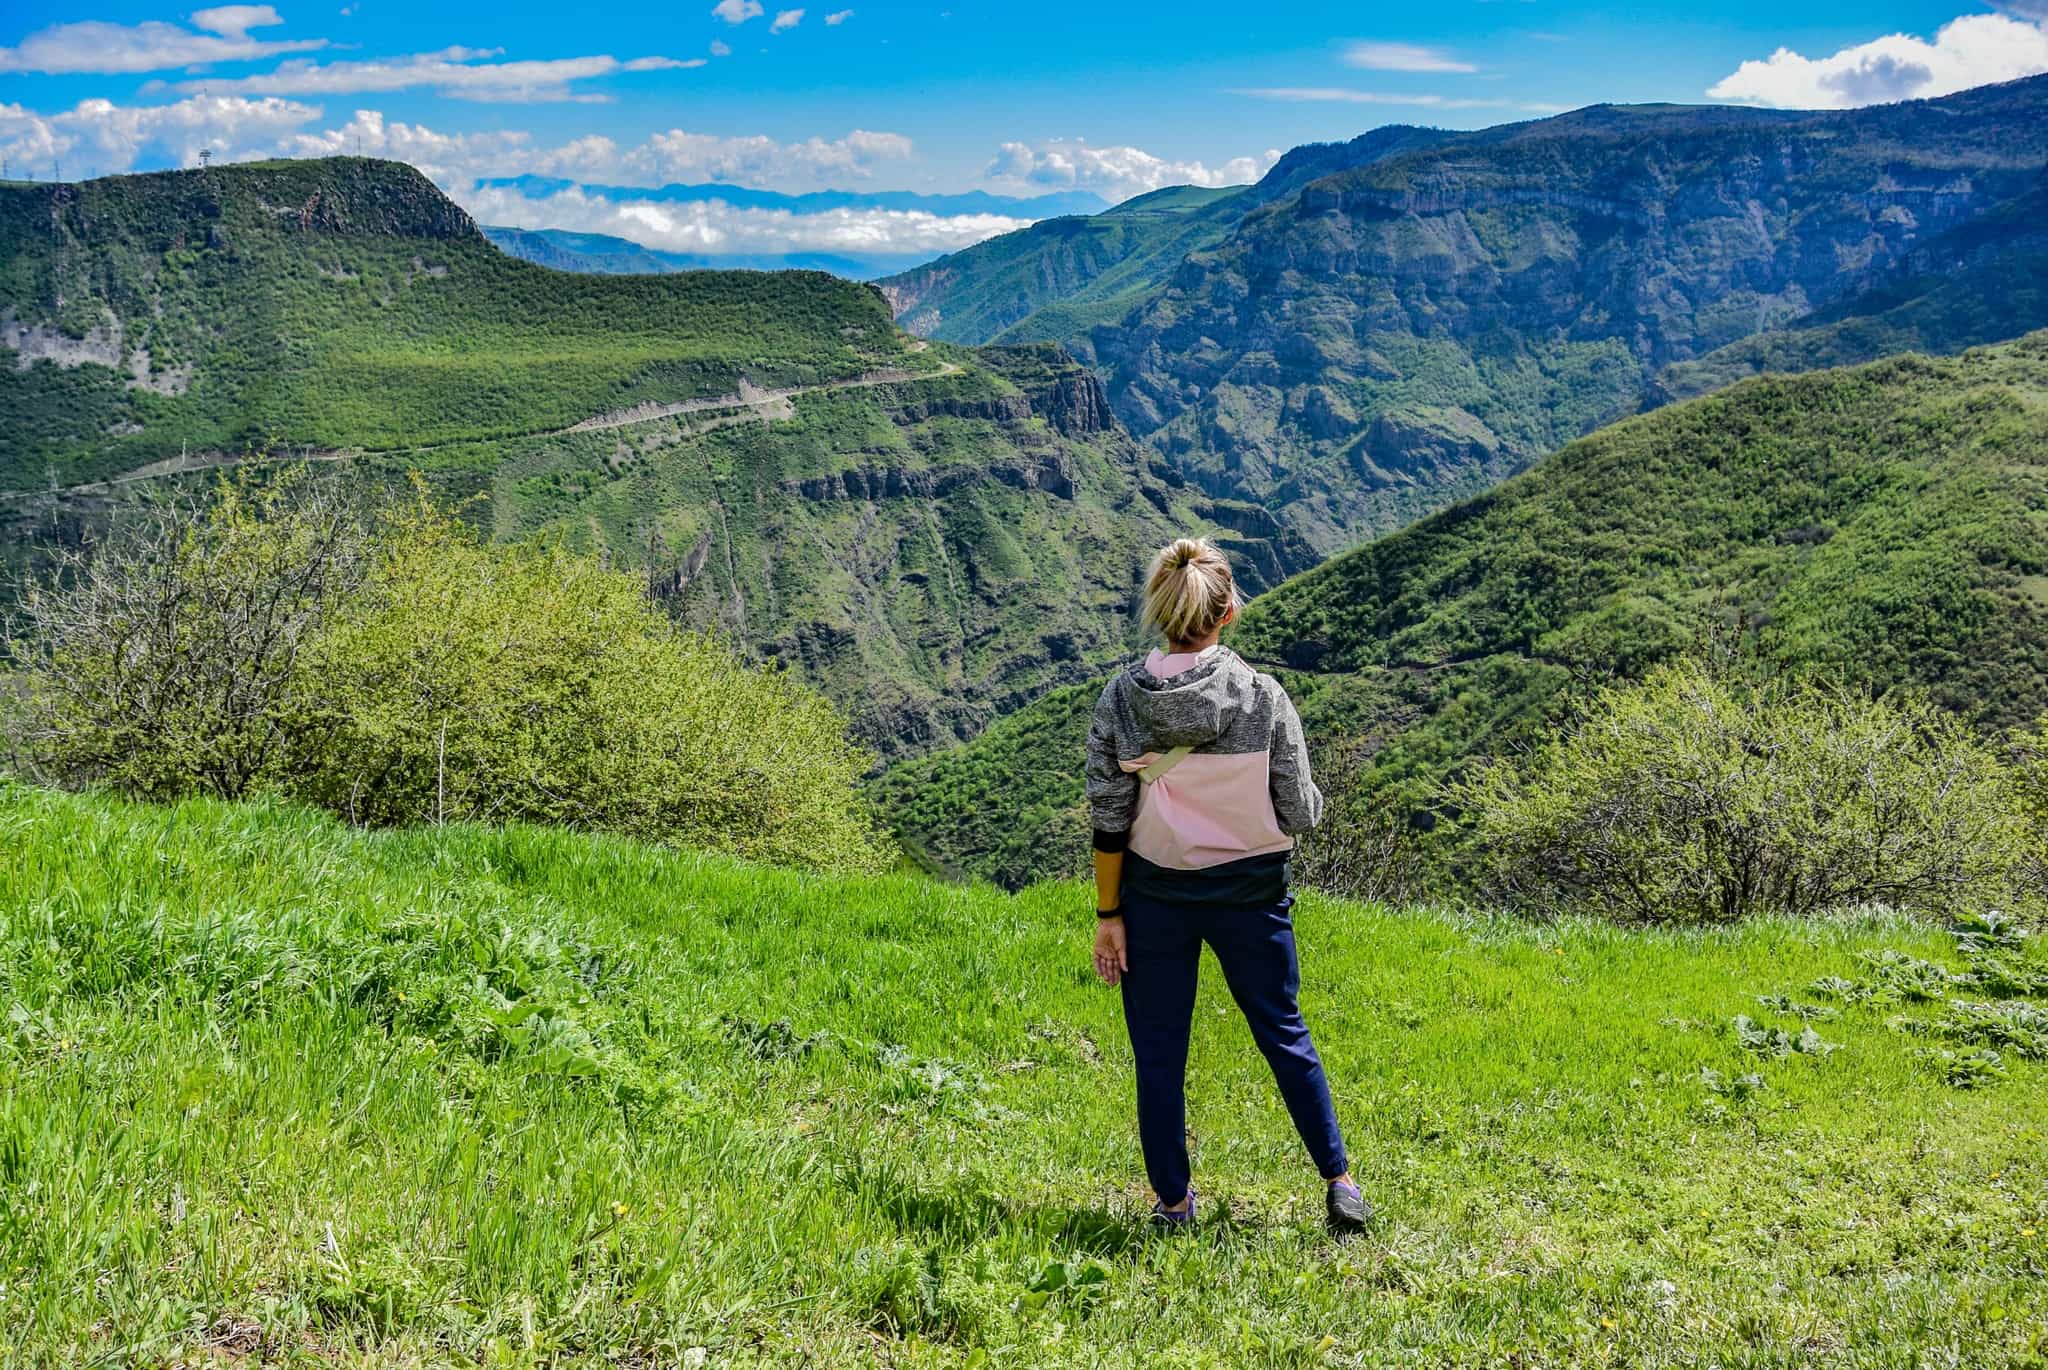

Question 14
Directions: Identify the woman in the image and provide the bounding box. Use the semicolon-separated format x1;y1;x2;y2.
1086;537;1370;1233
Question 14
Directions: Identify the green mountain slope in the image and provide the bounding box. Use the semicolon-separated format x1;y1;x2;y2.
883;332;2048;886
876;184;1249;352
10;786;2045;1363
0;158;930;493
0;160;1313;756
1100;80;2048;557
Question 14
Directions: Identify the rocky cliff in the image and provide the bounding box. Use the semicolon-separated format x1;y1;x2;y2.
1093;79;2048;557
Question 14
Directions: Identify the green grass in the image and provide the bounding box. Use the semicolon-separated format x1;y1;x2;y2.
4;785;2045;1365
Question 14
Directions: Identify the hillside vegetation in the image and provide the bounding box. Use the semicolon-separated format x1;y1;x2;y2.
0;158;930;492
6;479;884;870
5;787;2045;1364
885;333;2048;887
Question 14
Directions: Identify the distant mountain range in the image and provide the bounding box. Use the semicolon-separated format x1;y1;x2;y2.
476;178;1114;279
881;76;2048;559
477;174;1111;220
482;225;932;281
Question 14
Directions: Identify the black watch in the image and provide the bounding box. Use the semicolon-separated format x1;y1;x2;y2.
1097;906;1122;919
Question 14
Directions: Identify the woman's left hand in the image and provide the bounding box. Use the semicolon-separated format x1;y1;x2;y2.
1093;915;1128;987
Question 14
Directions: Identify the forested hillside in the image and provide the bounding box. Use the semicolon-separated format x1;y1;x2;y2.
885;78;2048;559
883;333;2048;885
0;159;1310;754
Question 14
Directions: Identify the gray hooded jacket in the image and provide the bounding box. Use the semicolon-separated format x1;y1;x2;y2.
1086;646;1322;888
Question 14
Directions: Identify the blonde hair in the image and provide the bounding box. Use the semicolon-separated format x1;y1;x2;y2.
1142;537;1237;646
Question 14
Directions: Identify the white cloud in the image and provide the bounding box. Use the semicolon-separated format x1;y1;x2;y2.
710;40;733;56
0;9;325;75
1231;87;1546;110
825;10;854;24
192;6;289;37
1707;12;2048;108
459;182;1026;258
0;94;324;176
712;0;765;23
771;9;806;33
986;139;1280;202
283;108;536;183
159;50;695;103
1342;41;1476;74
0;95;917;198
624;127;913;186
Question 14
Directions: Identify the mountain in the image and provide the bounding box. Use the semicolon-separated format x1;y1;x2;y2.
884;78;2048;560
879;332;2048;886
478;173;1109;220
0;157;927;494
0;158;1310;756
1658;172;2048;398
482;225;928;280
877;184;1251;351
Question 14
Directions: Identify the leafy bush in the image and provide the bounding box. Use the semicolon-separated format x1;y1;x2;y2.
1455;661;2027;924
288;503;883;871
5;474;376;799
4;477;883;873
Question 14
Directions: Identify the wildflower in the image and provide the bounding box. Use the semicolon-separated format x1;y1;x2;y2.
1600;1317;1616;1330
612;1201;631;1218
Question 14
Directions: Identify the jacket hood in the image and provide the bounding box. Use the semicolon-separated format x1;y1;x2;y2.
1122;646;1259;749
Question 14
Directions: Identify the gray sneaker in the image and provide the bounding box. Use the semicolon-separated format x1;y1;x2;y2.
1150;1187;1196;1230
1326;1179;1373;1233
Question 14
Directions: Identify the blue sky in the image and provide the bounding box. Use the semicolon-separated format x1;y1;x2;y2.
5;1;2046;261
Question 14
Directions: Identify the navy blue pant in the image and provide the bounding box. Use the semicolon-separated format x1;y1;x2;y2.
1117;890;1348;1205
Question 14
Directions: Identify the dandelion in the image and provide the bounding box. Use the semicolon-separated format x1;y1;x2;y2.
2024;1227;2037;1237
1600;1317;1616;1330
612;1201;631;1218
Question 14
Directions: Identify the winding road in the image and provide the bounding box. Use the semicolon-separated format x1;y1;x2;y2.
0;355;964;503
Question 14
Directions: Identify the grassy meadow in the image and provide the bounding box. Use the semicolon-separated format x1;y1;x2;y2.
3;785;2045;1366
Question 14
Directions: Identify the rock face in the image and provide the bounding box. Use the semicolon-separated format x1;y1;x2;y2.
781;453;1077;503
1096;83;2048;555
1038;369;1114;436
891;79;2048;559
1355;409;1502;488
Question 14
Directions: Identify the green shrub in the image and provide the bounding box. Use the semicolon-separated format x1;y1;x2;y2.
3;474;376;799
288;505;884;872
4;477;883;873
1455;661;2026;924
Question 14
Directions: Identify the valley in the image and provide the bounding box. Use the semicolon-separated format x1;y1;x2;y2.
884;332;2048;886
0;159;1306;755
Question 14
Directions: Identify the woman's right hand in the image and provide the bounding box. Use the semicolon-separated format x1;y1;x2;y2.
1093;915;1128;986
